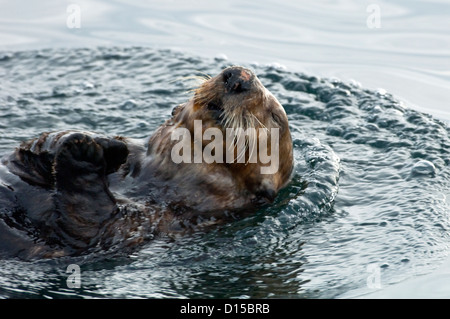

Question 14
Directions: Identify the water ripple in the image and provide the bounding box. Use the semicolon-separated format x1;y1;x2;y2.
0;47;450;298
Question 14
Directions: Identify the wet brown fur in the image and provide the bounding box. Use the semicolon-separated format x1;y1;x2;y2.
0;66;293;260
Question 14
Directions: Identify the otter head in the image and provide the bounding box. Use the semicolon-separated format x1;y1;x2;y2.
168;66;293;205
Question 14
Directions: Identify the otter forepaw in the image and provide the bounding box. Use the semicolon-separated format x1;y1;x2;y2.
55;133;105;173
94;137;129;174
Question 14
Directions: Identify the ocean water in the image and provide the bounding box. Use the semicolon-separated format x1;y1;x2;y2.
0;0;450;299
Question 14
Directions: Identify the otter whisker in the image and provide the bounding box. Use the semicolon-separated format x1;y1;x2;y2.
173;75;209;92
251;113;269;132
225;110;237;154
193;71;212;80
235;116;246;163
176;75;211;83
246;123;257;165
245;115;256;165
182;74;215;98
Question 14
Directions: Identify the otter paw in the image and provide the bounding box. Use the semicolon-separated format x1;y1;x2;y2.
93;137;129;174
55;133;105;173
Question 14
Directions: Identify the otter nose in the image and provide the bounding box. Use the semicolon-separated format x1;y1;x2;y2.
223;67;253;94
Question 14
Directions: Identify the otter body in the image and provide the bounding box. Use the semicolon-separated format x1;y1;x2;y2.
0;67;293;260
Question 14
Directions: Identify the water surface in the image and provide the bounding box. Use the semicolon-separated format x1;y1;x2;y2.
1;47;450;298
1;0;450;121
1;0;450;299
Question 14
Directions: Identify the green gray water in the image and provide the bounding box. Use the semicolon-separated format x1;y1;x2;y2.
0;47;450;298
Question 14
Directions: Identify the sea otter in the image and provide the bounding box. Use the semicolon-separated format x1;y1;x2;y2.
0;66;293;260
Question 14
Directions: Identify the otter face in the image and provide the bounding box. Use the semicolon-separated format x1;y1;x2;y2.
165;66;293;204
193;66;289;137
192;67;293;198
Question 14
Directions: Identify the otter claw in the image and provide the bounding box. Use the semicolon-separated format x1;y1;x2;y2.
57;133;104;168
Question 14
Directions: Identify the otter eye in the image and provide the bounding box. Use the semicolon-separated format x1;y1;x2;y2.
207;101;224;124
223;71;233;85
271;112;283;126
271;111;287;133
207;101;222;112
